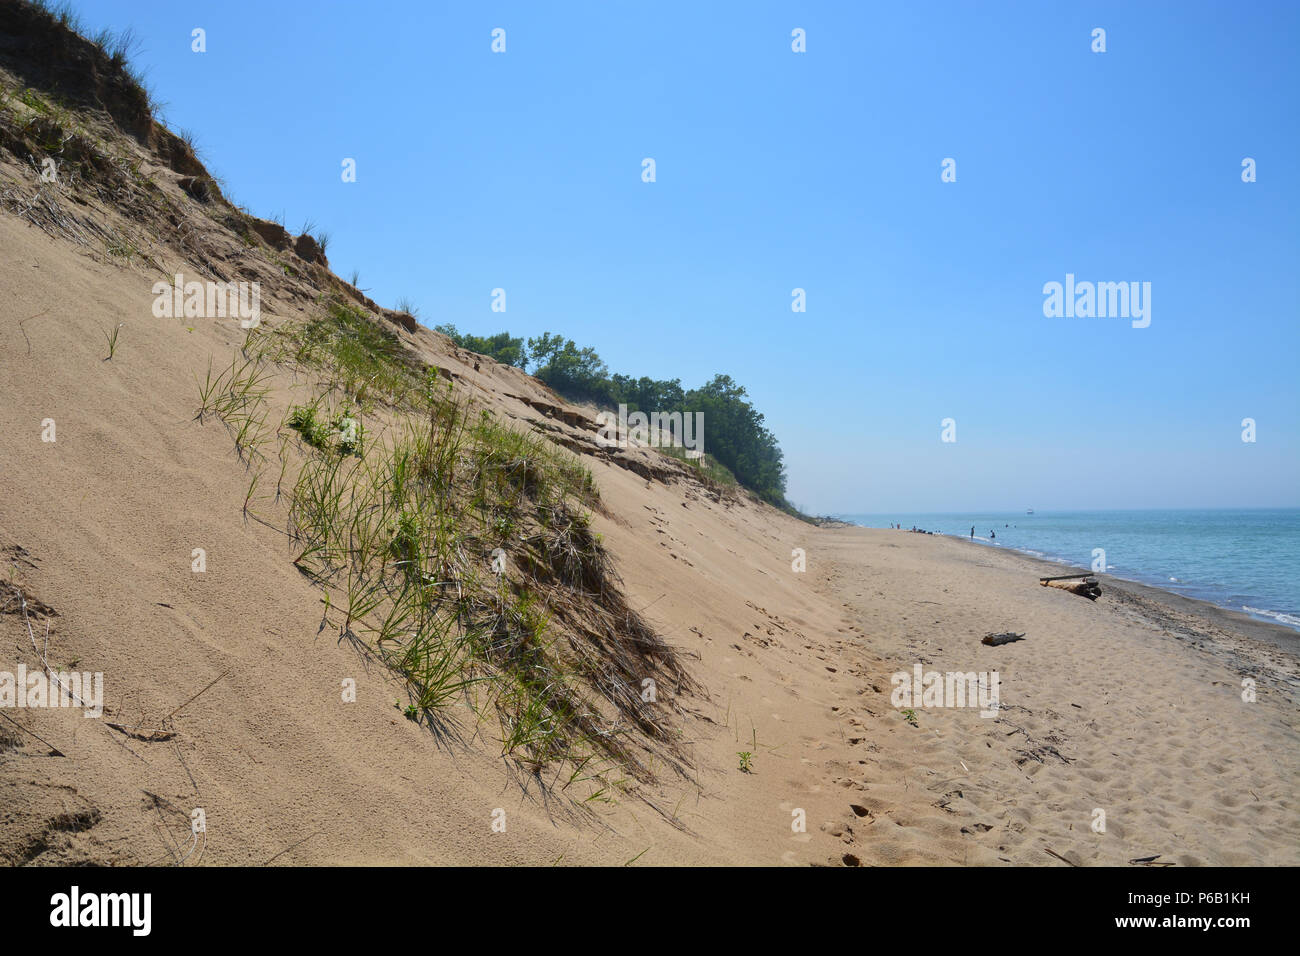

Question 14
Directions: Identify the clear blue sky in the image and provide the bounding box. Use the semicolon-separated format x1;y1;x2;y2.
74;0;1299;513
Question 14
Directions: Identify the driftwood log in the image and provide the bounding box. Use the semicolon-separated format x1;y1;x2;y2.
982;632;1025;646
1040;575;1102;600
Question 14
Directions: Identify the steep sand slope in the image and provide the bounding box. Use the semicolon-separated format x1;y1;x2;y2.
0;211;731;864
0;188;860;864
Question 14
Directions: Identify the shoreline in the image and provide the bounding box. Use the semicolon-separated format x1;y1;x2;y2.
939;530;1300;662
803;523;1299;864
843;519;1300;637
960;536;1300;654
834;524;1300;665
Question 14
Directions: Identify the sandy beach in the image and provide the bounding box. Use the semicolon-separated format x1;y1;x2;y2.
796;529;1300;865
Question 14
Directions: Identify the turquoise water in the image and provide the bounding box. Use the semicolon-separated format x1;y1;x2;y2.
837;509;1300;632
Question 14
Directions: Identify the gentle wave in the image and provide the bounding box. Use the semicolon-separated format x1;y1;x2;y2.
840;509;1300;633
1242;606;1300;629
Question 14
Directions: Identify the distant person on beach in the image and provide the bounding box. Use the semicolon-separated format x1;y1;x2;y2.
990;530;996;539
970;526;974;538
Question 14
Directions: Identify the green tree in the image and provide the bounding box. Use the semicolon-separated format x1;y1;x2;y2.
684;375;787;503
435;324;528;369
526;333;614;404
520;334;790;505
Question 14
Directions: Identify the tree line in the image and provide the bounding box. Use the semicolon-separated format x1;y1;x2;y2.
435;325;788;505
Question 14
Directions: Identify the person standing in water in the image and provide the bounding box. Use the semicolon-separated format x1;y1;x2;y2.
970;526;974;538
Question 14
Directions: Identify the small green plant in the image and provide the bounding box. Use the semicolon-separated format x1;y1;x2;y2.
490;512;515;542
19;86;49;114
389;509;422;575
287;405;325;447
194;353;272;424
737;751;754;773
287;404;362;457
902;708;918;727
104;229;140;262
103;322;122;360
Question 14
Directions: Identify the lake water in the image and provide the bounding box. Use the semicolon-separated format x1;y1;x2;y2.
837;509;1300;632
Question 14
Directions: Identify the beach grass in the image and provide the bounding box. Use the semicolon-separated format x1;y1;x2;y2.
203;300;688;778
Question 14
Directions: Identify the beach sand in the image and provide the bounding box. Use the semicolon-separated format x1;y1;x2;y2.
1;73;1296;865
789;529;1300;865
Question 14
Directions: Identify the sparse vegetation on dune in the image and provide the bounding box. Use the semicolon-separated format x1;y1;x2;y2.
19;0;157;120
250;300;424;409
658;443;738;489
195;298;694;786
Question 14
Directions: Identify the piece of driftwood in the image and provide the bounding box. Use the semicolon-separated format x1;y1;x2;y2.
105;721;176;742
982;632;1025;646
1042;576;1102;600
